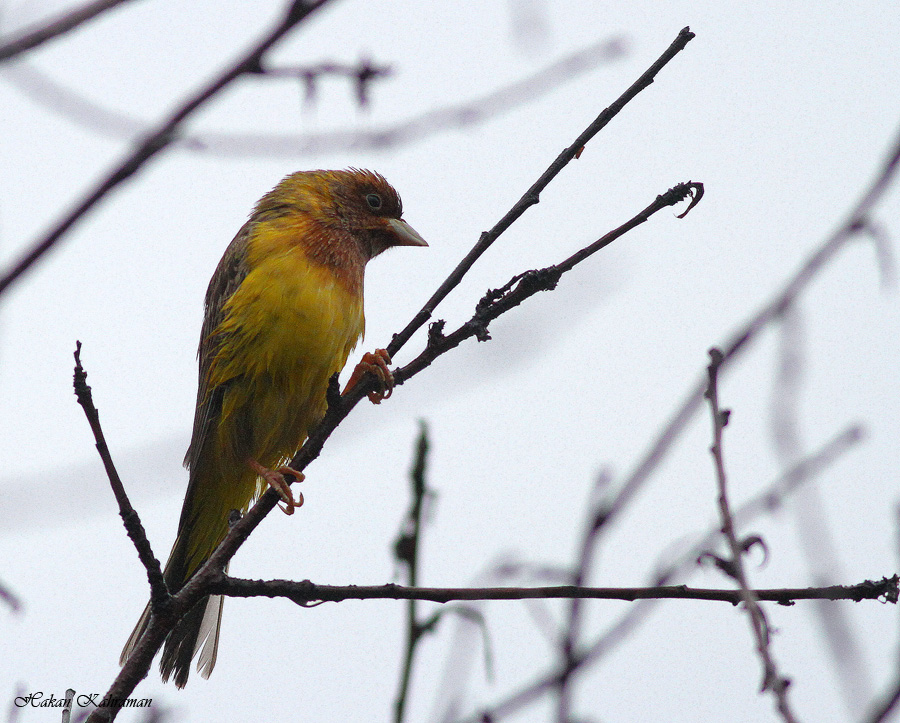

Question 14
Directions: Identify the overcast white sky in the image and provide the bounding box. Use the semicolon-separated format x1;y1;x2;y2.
2;1;900;722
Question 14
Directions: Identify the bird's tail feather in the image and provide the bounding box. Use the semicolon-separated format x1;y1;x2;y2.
160;591;224;688
119;453;239;687
119;532;227;688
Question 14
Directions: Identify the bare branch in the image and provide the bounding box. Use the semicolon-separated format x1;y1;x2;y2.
0;0;137;62
388;182;702;388
706;348;798;723
0;0;334;298
387;27;695;358
210;577;898;606
394;423;432;723
456;424;866;723
72;342;167;608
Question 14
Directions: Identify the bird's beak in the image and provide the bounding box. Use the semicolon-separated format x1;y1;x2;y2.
386;218;428;247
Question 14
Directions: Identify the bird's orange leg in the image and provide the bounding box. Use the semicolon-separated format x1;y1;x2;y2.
343;348;394;404
248;459;304;515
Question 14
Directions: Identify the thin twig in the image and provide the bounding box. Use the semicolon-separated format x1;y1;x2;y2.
210;577;898;606
706;348;798;723
72;342;167;608
0;0;137;61
390;182;702;388
385;27;695;358
394;423;431;723
0;0;333;298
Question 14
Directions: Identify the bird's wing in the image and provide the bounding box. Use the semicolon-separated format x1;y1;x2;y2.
183;220;252;472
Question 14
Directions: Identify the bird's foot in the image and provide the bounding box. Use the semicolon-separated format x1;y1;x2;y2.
248;459;305;515
343;348;394;404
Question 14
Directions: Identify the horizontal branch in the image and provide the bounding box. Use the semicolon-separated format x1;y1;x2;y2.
213;575;899;606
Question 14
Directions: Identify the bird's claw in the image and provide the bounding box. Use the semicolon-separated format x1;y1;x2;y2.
343;348;394;404
248;459;305;515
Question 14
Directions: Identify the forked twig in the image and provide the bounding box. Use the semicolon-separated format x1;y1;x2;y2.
706;348;797;723
2;36;624;155
386;27;695;357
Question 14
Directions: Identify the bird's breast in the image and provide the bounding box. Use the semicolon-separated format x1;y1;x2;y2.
211;247;365;388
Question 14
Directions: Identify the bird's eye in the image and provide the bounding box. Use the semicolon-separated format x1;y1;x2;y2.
365;193;382;210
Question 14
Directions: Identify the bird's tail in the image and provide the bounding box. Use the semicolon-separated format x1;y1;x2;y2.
118;529;226;688
120;452;251;687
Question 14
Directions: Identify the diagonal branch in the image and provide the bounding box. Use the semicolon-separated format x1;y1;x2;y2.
0;0;333;298
72;342;167;608
390;182;702;386
0;0;137;61
385;26;695;358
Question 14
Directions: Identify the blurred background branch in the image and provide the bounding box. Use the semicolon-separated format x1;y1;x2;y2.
0;0;335;297
0;35;625;155
0;0;137;61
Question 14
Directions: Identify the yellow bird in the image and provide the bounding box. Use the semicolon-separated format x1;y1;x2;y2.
120;168;427;687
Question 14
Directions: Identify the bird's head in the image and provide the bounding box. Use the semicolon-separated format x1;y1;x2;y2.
255;168;427;265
